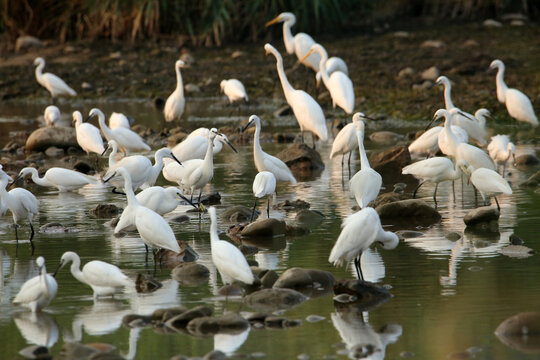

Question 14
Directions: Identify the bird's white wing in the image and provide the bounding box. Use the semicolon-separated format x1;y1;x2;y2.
135;207;180;253
10;188;39;215
82;261;129;287
291;90;328;141
212;241;254;284
13;276;42;304
349;169;382;208
262;155;296;184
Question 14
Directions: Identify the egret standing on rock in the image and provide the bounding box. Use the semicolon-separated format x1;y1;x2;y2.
73;111;105;156
34;57;76;98
54;251;133;299
490;59;538;126
459;161;512;210
209;207;255;286
242;115;296;185
329;121;358;172
251;171;276;221
220;79;248;103
44;105;60;127
329;207;398;281
164;60;186;123
136;186;196;216
16;167;99;192
13;257;57;313
487;134;516;176
265;43;328;147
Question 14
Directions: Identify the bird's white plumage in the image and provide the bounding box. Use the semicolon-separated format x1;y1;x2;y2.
135;186;184;215
44;105;60;127
487;134;515;172
330;122;357;159
0;170;39;227
13;257;57;313
316;56;349;86
244;115;296;185
490;59;538;126
164;60;186;122
265;43;328;142
253;171;276;198
34;57;76;97
172;129;233;162
90;108;150;155
73;111;105;155
209;207;254;285
402;157;462;184
18;167;99;192
220;79;248;103
460;163;512;203
109;112;131;129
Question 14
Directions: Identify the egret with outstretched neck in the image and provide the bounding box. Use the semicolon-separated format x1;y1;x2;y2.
172;128;237;162
34;57;76;97
73;110;105;156
16;167;99;192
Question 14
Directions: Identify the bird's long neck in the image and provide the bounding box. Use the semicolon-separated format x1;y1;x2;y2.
203;137;215;173
0;179;13;209
282;21;295;54
210;215;219;246
443;114;459;149
443;82;455;110
35;63;44;84
29;169;52;187
68;257;87;285
272;53;296;104
476;113;486;128
151;150;166;182
175;66;184;96
40;265;50;296
495;66;508;103
109;144;118;167
252;123;265;169
452;160;463;180
97;112;114;140
121;173;138;205
318;50;331;90
356;129;370;170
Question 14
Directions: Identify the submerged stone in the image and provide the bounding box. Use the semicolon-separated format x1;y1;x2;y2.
275;143;325;179
244;288;307;312
186;313;249;337
171;262;210;285
241;218;287;237
463;206;499;227
166;306;214;329
273;267;335;290
499;245;536;259
220;205;259;222
89;204;122;218
376;199;441;225
135;274;162;293
333;279;392;311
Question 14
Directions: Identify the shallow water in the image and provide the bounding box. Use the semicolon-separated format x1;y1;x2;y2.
0;99;539;359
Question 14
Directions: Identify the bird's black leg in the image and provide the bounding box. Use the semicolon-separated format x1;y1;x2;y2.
29;223;35;255
250;198;257;222
354;255;364;281
267;197;271;218
144;244;149;264
112;187;126;195
412;181;425;199
312;132;316;150
494;197;500;211
14;224;19;256
433;183;439;208
347;152;352;178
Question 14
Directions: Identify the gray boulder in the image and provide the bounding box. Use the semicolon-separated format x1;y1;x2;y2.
244;288;307;312
220;205;259;222
241;218;287;237
495;312;540;353
26;127;78;152
273;267;335;290
369;146;416;185
275;143;324;179
333;279;392;311
463;206;499;227
171;262;210;285
376;199;441;225
186;313;249;336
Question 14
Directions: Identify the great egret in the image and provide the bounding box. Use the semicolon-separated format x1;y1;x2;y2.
303;44;354;114
265;12;320;72
109;112;131;129
315;57;349;87
490;59;538;126
242;115;296;185
13;257;57;313
0;170;39;253
136;186;196;216
54;251;133;299
33;57;76;97
265;43;328;146
208;207;255;285
220;79;248;103
172;129;237;162
103;147;182;192
16;167;99;192
251;171;276;221
328;207;398;280
72;110;105;156
402;157;464;202
164;60;186;122
89;108;150;155
459;161;512;210
44;105;60;127
487;134;516;175
349;113;382;208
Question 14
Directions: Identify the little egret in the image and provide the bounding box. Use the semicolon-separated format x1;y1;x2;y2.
105;139;120;168
13;257;57;313
402;157;464;202
329;122;357;170
251;171;276;221
54;251;133;299
164;60;186;122
490;59;538;126
242;115;296;185
136;186;196;216
265;43;328;146
89;108;150;155
172;129;237;162
34;57;76;97
44;105;60;127
0;170;39;254
109;112;131;129
409;125;467;158
220;79;248;103
16;167;99;192
209;207;255;285
487;134;516;175
459;161;512;210
265;12;320;72
72;110;105;156
349;113;382;208
303;44;354;114
316;56;349;87
328;207;398;280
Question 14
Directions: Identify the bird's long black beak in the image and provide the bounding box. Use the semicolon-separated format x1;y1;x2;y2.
84;115;93;123
425;115;439;132
178;193;198;209
103;171;117;183
53;261;64;278
101;144;110;157
362;115;377;122
171;154;182;166
219;134;238;153
241;120;254;133
457;111;476;121
8;175;21;189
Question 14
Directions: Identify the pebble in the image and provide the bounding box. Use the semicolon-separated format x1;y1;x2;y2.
305;315;325;323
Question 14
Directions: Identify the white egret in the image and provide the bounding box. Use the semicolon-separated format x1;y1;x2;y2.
0;170;39;253
487;134;516;175
16;167;99;192
33;57;76;97
315;56;349;87
72;110;105;156
89;108;150;155
265;43;328;146
349;113;382;208
208;207;255;285
459;161;512;210
251;171;276;221
54;251;133;299
242;115;296;185
44;105;60;127
409;125;467;158
329;122;357;169
164;60;186;122
328;207;398;280
13;257;57;313
265;12;320;72
136;186;196;216
105;139;120;168
220;79;248;103
303;44;354;114
402;157;464;202
104;146;182;192
490;59;538;126
172;129;237;162
109;112;131;129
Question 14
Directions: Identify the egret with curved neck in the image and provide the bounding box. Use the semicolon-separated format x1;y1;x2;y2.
164;60;186;122
15;167;99;192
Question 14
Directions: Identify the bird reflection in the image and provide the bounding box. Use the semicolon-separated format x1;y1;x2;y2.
13;311;59;348
66;300;131;341
129;278;180;315
350;248;386;283
214;327;250;355
331;308;401;360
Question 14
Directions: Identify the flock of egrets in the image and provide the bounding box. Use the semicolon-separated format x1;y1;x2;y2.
4;12;537;317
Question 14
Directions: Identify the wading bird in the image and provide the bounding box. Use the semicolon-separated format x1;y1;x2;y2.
13;257;57;313
459;161;512;211
136;186;196;216
72;111;105;156
109;112;131;129
44;105;60;127
164;60;186;122
220;79;248;103
34;57;76;97
172;128;237;162
16;167;99;192
315;57;349;87
487;134;516;175
251;171;276;221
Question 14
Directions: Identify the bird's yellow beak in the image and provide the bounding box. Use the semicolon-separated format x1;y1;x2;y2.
265;16;280;27
300;49;315;64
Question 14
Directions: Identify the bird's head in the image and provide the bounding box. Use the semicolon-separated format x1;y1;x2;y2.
87;108;103;122
264;43;277;57
489;59;504;71
36;256;45;270
475;108;491;119
72;111;83;125
435;75;450;87
216;132;238;153
175;60;185;69
33;57;44;66
160;148;182;166
13;167;34;184
265;12;294;27
242;115;259;133
220;80;227;92
53;251;75;277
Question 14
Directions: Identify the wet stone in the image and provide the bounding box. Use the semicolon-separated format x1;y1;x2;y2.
274;199;310;210
369;146;415;185
203;350;227;360
499;245;535;259
186;313;249;336
295;209;325;224
239;244;259;256
241;218;287;237
135;273;162;293
509;234;524;245
515;153;540;166
166;306;214;329
273;267;335;290
463;206;499;227
275;143;325;178
220;205;258;222
26;126;78;152
218;284;244;296
152;306;187;322
333;279;392;311
171;262;210;281
306;315;325;323
73;160;93;174
376;199;441;225
244;288;307;312
445;232;462;241
39;222;78;233
90;204;122;218
122;314;153;328
260;269;279;288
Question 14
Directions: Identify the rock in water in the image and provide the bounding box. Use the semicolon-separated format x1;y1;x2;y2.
495;312;540;353
275;143;324;179
244;288;307;312
273;267;335;290
241;218;287;237
376;199;441;225
463;206;499;227
333;279;392;311
26;127;78;152
369;146;416;186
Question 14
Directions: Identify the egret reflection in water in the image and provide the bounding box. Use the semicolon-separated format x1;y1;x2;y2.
14;311;59;348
